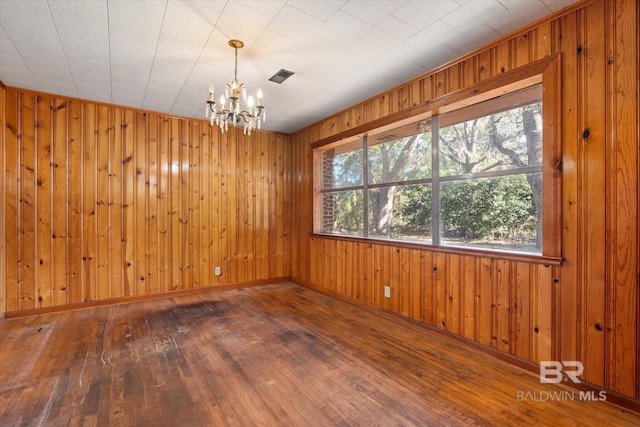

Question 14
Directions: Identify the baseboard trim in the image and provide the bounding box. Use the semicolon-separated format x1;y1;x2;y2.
4;277;290;319
290;277;640;415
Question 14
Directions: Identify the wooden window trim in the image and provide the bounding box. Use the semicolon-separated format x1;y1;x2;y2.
313;54;563;261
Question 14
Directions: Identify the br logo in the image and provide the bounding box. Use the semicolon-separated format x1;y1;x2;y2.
539;361;583;384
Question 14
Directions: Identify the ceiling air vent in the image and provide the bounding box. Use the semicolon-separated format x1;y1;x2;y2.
269;69;294;84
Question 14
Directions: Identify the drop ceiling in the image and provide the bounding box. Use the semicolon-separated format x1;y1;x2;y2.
0;0;579;134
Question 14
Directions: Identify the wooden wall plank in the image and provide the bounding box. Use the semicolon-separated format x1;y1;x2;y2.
68;101;83;304
122;110;135;297
146;114;159;295
0;86;4;315
513;262;532;360
21;94;37;310
36;95;53;308
189;121;201;288
580;0;607;386
606;0;638;397
82;103;97;302
108;108;123;299
557;7;580;371
5;90;19;312
95;105;110;301
157;115;170;292
52;98;68;306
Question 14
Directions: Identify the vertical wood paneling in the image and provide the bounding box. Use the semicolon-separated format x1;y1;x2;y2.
606;0;638;397
581;0;607;386
122;110;134;297
0;85;4;316
82;103;97;302
5;90;19;313
290;0;639;403
558;8;580;371
21;94;36;310
495;260;511;353
36;95;53;308
3;89;291;313
513;262;532;360
146;114;159;295
96;105;110;301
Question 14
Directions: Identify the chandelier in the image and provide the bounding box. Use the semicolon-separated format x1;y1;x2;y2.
205;39;265;135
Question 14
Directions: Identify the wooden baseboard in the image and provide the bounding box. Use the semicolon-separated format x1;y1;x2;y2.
4;277;290;319
290;277;640;415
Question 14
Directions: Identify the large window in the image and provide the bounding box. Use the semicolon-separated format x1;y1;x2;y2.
316;85;549;256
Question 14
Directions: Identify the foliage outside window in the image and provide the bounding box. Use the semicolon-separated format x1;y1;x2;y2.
318;85;544;255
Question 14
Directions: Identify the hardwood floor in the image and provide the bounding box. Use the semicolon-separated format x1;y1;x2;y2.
1;282;638;426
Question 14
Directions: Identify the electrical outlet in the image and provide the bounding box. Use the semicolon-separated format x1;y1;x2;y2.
384;286;391;298
214;266;221;276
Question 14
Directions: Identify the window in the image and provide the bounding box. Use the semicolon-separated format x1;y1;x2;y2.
316;84;552;256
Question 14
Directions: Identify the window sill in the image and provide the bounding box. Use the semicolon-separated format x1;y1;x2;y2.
310;233;563;266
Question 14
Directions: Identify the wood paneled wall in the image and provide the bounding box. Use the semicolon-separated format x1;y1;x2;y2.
291;0;639;401
1;88;291;314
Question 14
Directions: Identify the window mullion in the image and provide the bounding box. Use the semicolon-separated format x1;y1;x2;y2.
362;136;369;237
431;115;441;246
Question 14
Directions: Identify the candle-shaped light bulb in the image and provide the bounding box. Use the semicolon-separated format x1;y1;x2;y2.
219;95;225;109
257;89;263;105
208;84;215;102
247;96;254;115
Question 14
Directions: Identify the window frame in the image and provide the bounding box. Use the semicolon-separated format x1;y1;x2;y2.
312;55;562;264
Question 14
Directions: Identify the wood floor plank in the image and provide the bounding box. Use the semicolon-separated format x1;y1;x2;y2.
1;282;639;426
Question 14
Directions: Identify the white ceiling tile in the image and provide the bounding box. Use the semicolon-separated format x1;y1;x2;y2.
393;0;460;29
58;35;109;63
212;1;273;46
288;0;347;21
110;60;152;80
0;0;61;52
0;60;37;87
73;72;110;87
30;67;75;87
108;0;166;47
112;94;144;109
341;0;405;26
267;4;324;39
112;80;147;99
441;1;508;33
48;0;109;41
235;0;288;16
38;81;77;98
405;20;463;50
446;23;501;55
145;84;181;100
360;15;417;50
66;56;110;77
493;1;550;35
541;0;581;12
0;25;20;57
170;105;201;117
0;52;26;69
76;82;111;100
313;10;371;46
